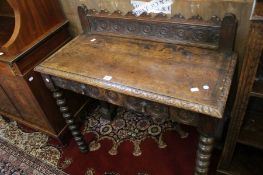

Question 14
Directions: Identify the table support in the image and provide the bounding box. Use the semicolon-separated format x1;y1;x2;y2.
99;101;117;120
42;75;221;174
42;74;89;153
195;134;215;175
52;88;89;153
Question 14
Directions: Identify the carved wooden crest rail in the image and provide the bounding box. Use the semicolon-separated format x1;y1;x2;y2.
78;5;236;51
35;4;238;175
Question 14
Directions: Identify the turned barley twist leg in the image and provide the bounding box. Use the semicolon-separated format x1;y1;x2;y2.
53;89;88;153
195;134;214;175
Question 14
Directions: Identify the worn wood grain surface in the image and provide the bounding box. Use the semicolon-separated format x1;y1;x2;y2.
59;0;253;71
36;34;236;118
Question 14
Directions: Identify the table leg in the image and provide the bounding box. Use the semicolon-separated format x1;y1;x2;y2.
195;134;214;175
99;101;117;121
53;89;89;153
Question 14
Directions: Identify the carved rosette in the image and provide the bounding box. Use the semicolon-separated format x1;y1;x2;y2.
146;102;169;118
141;24;154;35
126;22;140;34
105;90;123;105
111;21;122;32
157;25;170;37
85;85;101;98
125;96;147;112
95;19;110;32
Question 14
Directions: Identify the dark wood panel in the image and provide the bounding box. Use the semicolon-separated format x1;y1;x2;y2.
251;53;263;98
0;62;13;76
237;97;263;149
0;0;79;142
217;145;263;175
238;111;263;149
25;70;87;134
0;16;14;47
0;84;20;116
0;0;14;17
78;6;237;51
218;1;263;171
14;22;71;76
24;70;62;133
251;79;263;98
0;75;52;130
1;0;66;56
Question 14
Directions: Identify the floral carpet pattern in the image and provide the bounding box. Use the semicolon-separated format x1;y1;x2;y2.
0;139;67;175
85;168;148;175
0;116;61;167
84;107;188;156
0;116;67;175
0;106;200;175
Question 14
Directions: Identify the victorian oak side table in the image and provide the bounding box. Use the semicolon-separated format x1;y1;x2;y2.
35;5;237;175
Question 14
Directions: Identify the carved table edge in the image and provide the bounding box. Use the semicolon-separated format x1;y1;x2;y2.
215;53;237;118
35;58;236;119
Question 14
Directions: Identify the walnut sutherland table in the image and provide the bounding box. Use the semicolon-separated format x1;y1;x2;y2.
35;6;237;175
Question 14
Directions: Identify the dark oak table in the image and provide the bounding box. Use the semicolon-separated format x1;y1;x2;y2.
35;6;237;175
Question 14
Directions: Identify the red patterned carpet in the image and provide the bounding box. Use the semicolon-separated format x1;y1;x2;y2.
0;107;220;175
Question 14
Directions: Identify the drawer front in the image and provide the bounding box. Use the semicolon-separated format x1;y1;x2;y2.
52;76;170;117
51;75;200;127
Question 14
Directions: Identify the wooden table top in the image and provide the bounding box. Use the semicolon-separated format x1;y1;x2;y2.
35;34;237;118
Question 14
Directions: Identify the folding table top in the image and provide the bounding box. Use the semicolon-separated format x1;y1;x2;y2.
35;34;236;118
